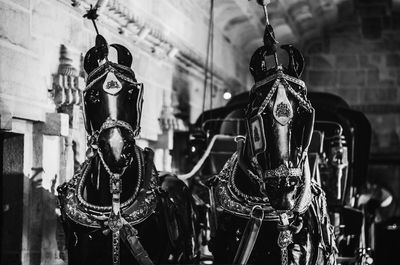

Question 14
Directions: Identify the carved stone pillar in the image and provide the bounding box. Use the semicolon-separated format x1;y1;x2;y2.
156;89;177;171
51;44;86;180
48;44;87;264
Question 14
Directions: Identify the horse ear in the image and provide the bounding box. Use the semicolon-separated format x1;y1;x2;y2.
95;34;109;62
110;44;133;67
249;46;267;82
84;47;99;75
84;34;110;75
281;44;304;78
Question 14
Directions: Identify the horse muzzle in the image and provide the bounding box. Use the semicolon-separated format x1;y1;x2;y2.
260;164;302;210
98;126;134;173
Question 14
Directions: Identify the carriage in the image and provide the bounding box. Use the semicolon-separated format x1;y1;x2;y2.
181;90;373;264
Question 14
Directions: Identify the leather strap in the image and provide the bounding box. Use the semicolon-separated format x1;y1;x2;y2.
233;205;264;265
209;185;218;239
121;221;154;265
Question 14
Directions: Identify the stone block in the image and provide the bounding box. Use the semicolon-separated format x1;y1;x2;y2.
359;53;385;69
332;88;361;105
392;13;400;29
382;33;400;50
359;55;379;69
336;55;358;69
386;53;400;67
339;70;365;86
387;69;400;83
0;111;12;130
309;55;335;69
305;40;324;54
362;17;382;39
12;0;30;9
329;35;362;54
382;16;393;29
365;113;400;152
366;69;396;87
362;41;388;53
358;4;387;17
58;105;83;129
37;113;69;137
308;70;338;86
337;0;354;18
0;46;46;100
0;1;31;48
361;87;398;104
31;0;85;46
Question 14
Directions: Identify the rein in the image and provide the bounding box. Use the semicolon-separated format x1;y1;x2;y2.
86;120;154;265
212;145;313;265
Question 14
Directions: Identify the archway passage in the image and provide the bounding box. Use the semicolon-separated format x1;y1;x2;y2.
1;133;24;265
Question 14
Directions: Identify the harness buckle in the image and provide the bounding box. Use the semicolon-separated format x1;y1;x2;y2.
110;175;122;194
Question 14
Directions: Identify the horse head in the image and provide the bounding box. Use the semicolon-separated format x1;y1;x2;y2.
83;35;144;175
241;44;314;211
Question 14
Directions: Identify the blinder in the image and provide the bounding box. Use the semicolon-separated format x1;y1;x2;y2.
246;66;314;159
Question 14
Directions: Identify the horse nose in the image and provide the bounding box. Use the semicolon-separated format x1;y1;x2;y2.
282;176;297;190
98;127;125;165
280;196;295;210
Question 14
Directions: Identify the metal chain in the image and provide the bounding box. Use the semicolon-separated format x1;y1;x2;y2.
277;213;293;265
112;231;121;265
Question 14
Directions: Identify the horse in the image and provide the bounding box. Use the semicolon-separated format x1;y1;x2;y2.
57;34;197;265
205;30;338;264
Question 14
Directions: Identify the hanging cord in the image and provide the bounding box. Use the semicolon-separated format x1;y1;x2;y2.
201;0;215;126
260;0;279;66
209;0;215;111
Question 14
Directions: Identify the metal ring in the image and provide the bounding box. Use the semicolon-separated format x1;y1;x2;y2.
250;205;265;221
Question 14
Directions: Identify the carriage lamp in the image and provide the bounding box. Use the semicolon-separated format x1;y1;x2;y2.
223;89;232;100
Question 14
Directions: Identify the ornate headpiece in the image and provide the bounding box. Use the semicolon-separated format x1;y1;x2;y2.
246;27;313;158
83;34;144;138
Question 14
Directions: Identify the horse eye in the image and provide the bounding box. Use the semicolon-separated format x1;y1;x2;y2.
268;179;280;188
87;89;100;104
127;88;137;101
289;177;300;186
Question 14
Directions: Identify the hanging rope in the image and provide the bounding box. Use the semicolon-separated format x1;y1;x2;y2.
201;0;215;124
209;0;214;111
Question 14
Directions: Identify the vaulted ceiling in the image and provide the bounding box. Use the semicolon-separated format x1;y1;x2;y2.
193;0;358;61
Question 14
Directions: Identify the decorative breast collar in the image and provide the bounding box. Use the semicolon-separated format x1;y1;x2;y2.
214;153;312;222
58;146;159;229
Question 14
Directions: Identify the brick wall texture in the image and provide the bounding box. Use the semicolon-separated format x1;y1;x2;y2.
302;2;400;217
304;23;400;155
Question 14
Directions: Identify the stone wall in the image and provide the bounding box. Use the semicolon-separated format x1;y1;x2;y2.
304;28;400;154
302;4;400;217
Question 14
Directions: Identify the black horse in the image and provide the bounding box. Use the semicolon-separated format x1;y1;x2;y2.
185;91;370;265
57;35;197;265
202;20;337;264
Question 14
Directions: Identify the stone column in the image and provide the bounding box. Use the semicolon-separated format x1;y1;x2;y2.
156;89;177;172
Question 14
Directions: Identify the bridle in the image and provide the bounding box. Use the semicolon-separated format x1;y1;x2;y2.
218;65;315;265
82;57;151;265
244;65;313;193
83;60;144;137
